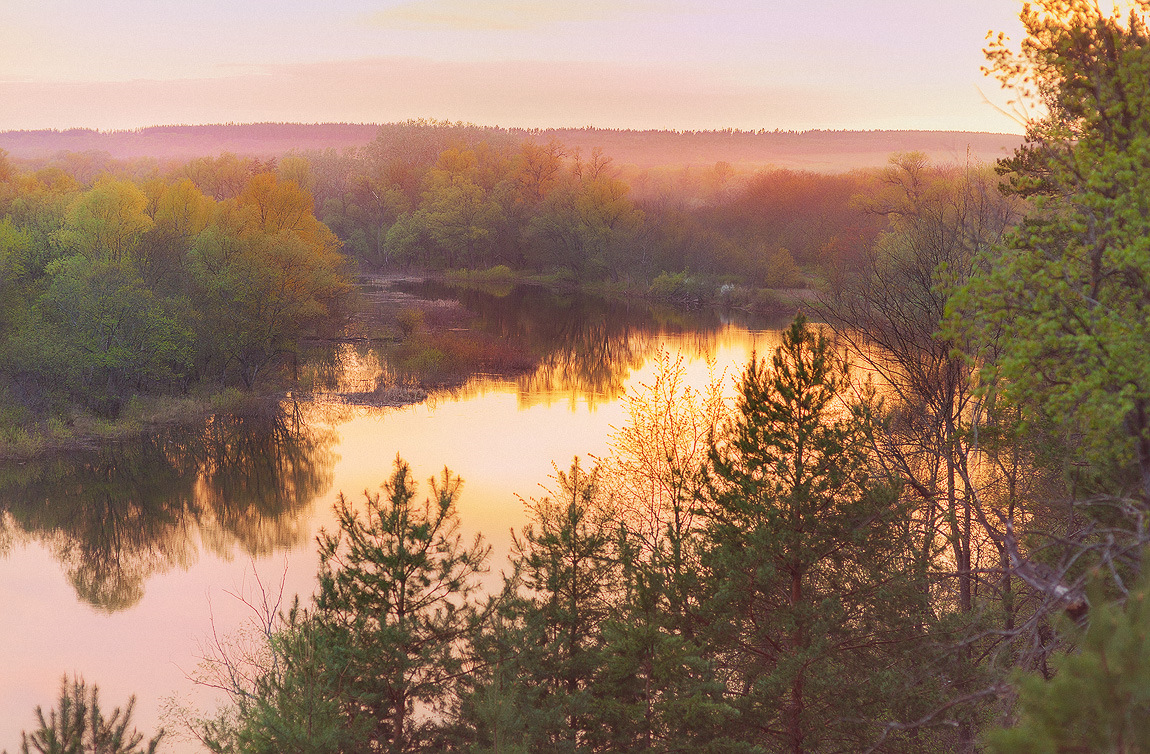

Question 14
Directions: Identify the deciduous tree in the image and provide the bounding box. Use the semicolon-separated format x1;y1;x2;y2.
964;0;1150;500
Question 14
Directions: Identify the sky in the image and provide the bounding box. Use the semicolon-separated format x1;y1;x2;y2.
0;0;1030;134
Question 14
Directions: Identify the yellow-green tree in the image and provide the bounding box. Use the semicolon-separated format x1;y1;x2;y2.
189;215;348;387
960;0;1150;499
58;178;153;265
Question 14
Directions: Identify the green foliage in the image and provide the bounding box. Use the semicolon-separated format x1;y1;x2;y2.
395;307;425;339
382;212;427;266
527;170;642;279
12;255;194;415
985;566;1150;753
960;1;1150;497
11;676;163;754
312;456;490;753
701;314;924;753
647;271;710;302
762;245;801;288
184;456;488;754
199;602;353;754
188;205;349;388
57;178;153;265
505;458;619;752
418;175;505;267
0;219;31;333
0;164;352;428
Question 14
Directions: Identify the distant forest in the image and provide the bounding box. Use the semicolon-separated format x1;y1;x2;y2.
0;122;1023;171
0;117;1022;434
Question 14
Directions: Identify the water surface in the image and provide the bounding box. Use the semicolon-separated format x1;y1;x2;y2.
0;283;784;750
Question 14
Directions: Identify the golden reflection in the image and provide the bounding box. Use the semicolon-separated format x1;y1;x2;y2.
0;282;778;613
516;328;655;408
374;280;765;409
597;348;729;547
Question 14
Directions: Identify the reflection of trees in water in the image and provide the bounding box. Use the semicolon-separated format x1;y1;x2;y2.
0;510;12;558
196;402;336;558
0;434;199;611
299;341;381;394
521;324;656;407
396;281;738;407
0;401;335;612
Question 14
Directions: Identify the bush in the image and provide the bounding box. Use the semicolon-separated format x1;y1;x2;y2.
396;307;426;339
647;271;711;302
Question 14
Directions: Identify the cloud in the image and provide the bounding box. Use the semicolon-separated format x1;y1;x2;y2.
367;0;670;31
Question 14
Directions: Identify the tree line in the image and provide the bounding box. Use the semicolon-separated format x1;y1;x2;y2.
5;121;890;290
0;157;351;439
0;116;889;441
296;127;883;289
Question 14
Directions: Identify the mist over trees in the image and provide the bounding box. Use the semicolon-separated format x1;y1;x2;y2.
0;125;1021;170
265;121;887;289
11;0;1150;750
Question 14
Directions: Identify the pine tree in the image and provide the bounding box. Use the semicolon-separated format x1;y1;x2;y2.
985;564;1150;753
494;458;619;753
313;455;490;753
700;315;923;754
11;676;162;754
593;525;736;754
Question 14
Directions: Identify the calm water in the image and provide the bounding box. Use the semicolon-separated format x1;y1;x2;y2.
0;283;785;750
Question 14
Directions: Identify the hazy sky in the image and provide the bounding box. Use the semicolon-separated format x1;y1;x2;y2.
0;0;1028;133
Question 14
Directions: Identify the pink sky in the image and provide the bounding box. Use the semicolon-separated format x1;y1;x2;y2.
0;0;1029;133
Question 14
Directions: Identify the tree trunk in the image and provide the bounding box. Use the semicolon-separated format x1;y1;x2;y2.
788;565;805;754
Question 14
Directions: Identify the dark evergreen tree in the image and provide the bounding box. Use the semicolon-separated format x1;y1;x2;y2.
593;523;737;754
481;459;619;753
313;455;490;753
10;676;162;754
700;315;926;754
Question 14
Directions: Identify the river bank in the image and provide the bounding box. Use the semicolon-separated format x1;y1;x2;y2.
0;272;804;460
434;264;817;316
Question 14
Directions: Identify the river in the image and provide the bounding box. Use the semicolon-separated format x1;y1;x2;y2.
0;281;789;751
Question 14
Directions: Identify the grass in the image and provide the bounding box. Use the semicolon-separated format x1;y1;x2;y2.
0;388;253;461
442;265;517;295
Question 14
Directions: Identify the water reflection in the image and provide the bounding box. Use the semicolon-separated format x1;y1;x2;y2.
0;401;335;611
0;283;776;612
195;402;335;558
393;281;776;407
